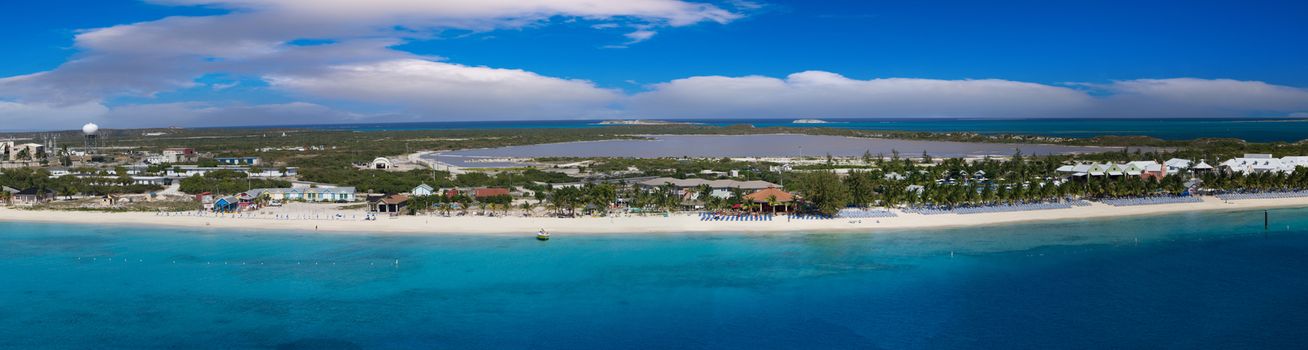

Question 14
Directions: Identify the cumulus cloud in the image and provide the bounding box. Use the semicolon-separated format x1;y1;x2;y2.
266;59;620;119
1084;78;1308;116
0;0;737;127
3;1;1308;130
147;0;740;27
624;72;1308;119
626;71;1096;118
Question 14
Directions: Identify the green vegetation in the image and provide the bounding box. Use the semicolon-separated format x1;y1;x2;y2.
178;170;290;195
32;199;202;212
296;167;576;194
12;123;1308;209
0;167;163;196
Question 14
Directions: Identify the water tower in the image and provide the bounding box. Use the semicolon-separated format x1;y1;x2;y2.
82;123;99;150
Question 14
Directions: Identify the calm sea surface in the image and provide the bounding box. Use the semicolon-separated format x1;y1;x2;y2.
276;118;1308;143
3;208;1308;349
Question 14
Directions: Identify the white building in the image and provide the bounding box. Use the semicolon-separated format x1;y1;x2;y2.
1056;161;1167;179
247;187;357;202
1164;158;1192;172
5;143;45;161
412;183;435;196
1219;154;1307;174
370;157;393;170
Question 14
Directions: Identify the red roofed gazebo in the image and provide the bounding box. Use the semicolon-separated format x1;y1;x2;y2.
743;188;795;214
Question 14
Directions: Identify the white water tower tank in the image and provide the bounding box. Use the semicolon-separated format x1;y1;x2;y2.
82;123;100;136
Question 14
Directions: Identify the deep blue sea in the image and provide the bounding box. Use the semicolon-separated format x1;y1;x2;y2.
269;118;1308;142
3;207;1308;349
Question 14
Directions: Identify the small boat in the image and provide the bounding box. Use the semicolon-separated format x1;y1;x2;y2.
536;229;551;241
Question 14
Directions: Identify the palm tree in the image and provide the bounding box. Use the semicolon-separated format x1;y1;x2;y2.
457;196;472;216
519;201;535;217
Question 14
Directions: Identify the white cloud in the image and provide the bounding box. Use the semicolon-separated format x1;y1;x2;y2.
625;72;1308;119
147;0;740;27
627;71;1096;118
266;59;620;119
1087;78;1308;116
624;29;659;43
3;1;1307;130
0;0;736;128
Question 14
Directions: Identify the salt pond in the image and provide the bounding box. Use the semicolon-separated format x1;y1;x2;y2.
426;134;1127;167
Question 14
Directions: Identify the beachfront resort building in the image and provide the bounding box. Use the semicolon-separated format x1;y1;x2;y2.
247;187;357;203
1220;154;1308;175
1057;161;1170;179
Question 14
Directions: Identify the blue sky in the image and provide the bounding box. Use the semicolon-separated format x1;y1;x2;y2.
2;0;1307;130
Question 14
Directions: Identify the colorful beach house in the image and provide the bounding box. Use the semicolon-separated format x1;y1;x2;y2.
305;187;356;202
248;187;356;202
212;196;240;212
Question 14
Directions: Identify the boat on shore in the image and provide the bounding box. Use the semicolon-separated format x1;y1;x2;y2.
537;229;550;241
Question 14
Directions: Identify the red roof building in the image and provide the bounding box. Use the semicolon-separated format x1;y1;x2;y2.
744;188;795;203
474;188;511;198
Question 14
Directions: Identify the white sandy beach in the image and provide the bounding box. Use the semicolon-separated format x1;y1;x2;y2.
3;196;1306;237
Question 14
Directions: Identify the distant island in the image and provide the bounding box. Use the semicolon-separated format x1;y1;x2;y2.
596;119;696;126
793;119;833;124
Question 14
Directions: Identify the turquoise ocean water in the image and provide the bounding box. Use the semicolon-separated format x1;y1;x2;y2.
277;118;1308;142
3;207;1308;349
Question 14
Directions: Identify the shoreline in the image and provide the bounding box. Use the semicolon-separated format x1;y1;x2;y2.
3;196;1306;237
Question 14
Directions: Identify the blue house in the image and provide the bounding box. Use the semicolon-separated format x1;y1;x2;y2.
212;196;239;212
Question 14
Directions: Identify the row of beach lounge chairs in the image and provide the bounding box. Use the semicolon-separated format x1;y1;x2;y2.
1100;196;1202;207
787;214;833;220
836;209;898;218
1216;190;1308;201
699;213;774;221
904;200;1092;215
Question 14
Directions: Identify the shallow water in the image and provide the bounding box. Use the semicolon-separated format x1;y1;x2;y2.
2;207;1307;349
